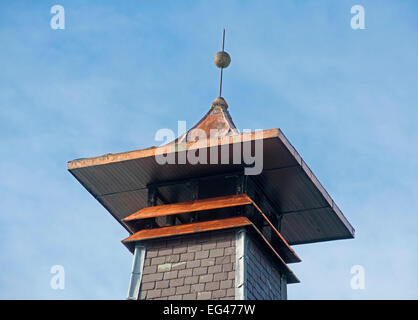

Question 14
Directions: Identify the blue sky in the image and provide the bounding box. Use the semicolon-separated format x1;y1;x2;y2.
0;0;417;299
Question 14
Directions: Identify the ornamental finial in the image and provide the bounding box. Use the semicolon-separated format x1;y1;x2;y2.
213;29;231;97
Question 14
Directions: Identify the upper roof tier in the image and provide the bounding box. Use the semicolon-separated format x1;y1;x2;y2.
173;97;239;144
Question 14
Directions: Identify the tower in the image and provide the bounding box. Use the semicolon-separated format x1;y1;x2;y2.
67;31;354;300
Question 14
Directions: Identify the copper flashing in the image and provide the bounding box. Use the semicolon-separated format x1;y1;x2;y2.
123;193;300;264
122;216;299;284
67;129;270;170
123;216;251;246
124;194;251;223
173;97;239;144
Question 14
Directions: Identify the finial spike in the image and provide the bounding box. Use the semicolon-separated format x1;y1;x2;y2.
222;28;225;51
219;65;223;97
214;29;231;98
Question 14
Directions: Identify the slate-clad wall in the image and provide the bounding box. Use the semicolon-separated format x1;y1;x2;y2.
139;230;236;300
245;233;283;300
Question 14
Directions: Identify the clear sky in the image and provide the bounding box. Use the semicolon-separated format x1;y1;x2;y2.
0;0;417;299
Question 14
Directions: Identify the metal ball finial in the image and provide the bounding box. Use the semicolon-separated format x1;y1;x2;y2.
214;51;231;68
215;29;230;97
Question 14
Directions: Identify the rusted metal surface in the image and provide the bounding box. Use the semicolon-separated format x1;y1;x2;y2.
68;128;355;245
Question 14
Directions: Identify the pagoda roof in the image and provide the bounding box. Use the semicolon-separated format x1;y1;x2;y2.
68;122;355;245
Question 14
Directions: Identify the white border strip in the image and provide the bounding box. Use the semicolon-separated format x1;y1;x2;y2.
127;243;146;300
235;228;247;300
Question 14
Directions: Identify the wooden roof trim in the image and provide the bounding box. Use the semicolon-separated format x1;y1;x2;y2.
123;216;251;244
67;128;279;170
122;193;300;263
122;216;299;284
123;194;252;222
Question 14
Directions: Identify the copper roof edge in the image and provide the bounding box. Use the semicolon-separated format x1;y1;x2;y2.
67;128;280;170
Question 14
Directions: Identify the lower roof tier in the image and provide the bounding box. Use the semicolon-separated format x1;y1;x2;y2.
122;216;299;284
123;193;301;264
